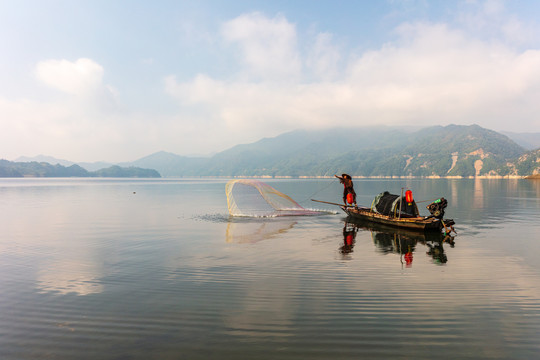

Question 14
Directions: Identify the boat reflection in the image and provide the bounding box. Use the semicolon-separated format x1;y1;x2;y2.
342;217;455;266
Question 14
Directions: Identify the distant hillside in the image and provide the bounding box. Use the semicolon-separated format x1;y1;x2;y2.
15;155;74;167
200;127;408;177
118;151;205;177
9;124;540;178
77;161;115;171
15;155;114;171
326;124;526;177
114;125;540;177
502;132;540;150
92;165;160;178
0;160;160;178
508;148;540;176
15;155;113;172
124;124;531;177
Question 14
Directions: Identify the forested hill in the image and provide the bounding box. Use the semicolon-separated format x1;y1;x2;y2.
123;124;537;177
0;160;161;178
7;124;540;178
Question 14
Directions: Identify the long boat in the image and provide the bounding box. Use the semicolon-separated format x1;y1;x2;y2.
312;199;455;233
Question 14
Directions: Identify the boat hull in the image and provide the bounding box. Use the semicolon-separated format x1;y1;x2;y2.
342;206;443;232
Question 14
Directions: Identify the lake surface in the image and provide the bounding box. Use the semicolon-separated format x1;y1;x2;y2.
1;178;539;359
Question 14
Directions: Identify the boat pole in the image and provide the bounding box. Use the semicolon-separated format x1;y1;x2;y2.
311;199;353;207
399;188;404;220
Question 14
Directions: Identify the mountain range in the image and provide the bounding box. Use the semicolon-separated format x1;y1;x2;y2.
8;124;540;178
0;160;160;178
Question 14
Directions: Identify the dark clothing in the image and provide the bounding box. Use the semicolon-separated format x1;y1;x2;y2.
335;174;357;205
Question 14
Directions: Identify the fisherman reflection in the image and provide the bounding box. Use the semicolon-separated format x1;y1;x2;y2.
403;245;413;267
340;222;358;255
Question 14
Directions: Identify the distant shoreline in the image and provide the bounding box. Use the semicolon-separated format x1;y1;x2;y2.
164;175;530;179
1;174;535;180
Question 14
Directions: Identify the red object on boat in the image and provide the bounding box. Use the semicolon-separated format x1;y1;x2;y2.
405;190;413;204
346;193;354;204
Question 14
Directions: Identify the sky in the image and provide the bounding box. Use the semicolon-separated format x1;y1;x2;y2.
1;0;540;162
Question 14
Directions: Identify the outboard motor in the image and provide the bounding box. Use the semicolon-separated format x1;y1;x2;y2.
427;197;456;234
427;198;448;219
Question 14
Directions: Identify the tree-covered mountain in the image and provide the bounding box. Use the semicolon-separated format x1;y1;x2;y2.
508;148;540;176
118;151;205;177
0;160;160;178
7;125;540;178
91;165;160;178
15;155;75;167
324;124;527;177
121;124;534;177
199;127;410;177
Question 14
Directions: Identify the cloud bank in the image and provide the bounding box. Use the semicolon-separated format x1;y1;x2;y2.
36;58;104;95
167;13;540;144
2;2;540;162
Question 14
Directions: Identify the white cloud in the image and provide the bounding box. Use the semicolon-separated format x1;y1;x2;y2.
167;17;540;138
0;58;129;161
221;12;301;81
0;96;81;160
3;5;540;163
457;0;537;46
35;58;118;113
35;58;104;95
306;32;342;80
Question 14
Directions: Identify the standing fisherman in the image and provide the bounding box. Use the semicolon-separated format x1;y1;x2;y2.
335;174;357;207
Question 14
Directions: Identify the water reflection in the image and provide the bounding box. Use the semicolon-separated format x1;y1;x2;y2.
527;177;540;197
473;177;484;209
339;222;358;258
225;219;297;243
37;261;104;296
343;218;455;266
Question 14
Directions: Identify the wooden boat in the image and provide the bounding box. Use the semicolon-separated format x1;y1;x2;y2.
312;198;455;233
343;205;444;231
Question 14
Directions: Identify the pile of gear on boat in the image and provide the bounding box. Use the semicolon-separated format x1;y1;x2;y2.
373;190;452;220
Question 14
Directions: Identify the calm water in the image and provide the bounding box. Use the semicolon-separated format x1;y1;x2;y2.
1;178;539;359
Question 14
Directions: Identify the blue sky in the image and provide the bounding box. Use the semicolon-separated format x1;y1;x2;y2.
1;0;540;162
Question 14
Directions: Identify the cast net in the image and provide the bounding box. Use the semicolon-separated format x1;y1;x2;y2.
226;179;323;217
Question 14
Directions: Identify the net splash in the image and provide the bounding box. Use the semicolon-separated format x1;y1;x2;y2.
225;179;328;217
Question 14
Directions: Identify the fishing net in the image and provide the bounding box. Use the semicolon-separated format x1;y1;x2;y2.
226;179;322;217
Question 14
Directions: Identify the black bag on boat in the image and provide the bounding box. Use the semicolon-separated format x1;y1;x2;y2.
372;191;419;218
